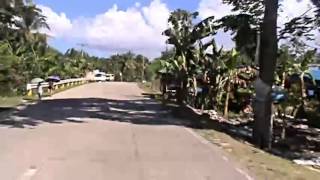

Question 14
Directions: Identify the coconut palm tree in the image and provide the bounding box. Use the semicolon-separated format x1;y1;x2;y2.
15;3;49;34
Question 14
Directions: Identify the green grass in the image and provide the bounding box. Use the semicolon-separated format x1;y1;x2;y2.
138;82;155;93
196;129;320;180
138;82;163;101
0;96;22;108
138;80;161;93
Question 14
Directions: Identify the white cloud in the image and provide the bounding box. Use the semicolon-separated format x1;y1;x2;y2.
38;0;170;58
279;0;318;48
198;0;232;19
197;0;234;49
279;0;315;25
198;0;316;25
142;0;169;32
197;0;319;49
39;0;318;58
38;5;72;38
135;2;141;8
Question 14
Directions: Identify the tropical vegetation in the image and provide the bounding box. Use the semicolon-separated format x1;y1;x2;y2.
156;0;320;149
1;0;320;151
0;0;150;96
0;0;106;96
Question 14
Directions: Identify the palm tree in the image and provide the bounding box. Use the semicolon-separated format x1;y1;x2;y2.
12;2;49;56
15;3;49;33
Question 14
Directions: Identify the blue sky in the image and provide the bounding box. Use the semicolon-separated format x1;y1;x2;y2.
34;0;237;58
35;0;317;59
35;0;200;18
34;0;201;57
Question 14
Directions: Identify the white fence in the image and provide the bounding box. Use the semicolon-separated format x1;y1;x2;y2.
26;78;88;96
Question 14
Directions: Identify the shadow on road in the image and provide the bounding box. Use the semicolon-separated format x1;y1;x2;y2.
0;107;14;113
0;98;190;129
1;96;319;161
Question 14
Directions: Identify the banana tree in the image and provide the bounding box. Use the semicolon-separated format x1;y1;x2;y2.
158;58;180;97
276;46;295;88
163;10;196;103
220;49;239;118
291;49;317;115
195;38;223;110
163;9;217;104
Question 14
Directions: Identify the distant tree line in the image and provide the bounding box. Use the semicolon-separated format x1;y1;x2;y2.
0;0;158;96
0;1;108;95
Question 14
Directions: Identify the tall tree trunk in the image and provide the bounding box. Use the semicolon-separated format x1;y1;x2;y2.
224;79;231;118
254;31;261;66
177;54;187;105
176;77;183;104
192;76;197;107
297;73;307;117
253;0;279;150
300;73;306;100
176;71;187;105
281;72;286;88
281;116;287;139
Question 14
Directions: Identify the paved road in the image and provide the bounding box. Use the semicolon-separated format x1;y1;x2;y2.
0;82;252;180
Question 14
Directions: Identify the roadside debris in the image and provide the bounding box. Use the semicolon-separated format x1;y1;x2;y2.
294;157;320;169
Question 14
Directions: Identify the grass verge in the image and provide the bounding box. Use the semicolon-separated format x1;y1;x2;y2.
196;129;320;180
137;82;158;93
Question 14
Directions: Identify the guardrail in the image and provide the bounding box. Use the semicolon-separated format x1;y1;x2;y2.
26;78;88;96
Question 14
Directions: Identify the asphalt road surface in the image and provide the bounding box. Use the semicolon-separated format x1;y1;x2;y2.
0;82;252;180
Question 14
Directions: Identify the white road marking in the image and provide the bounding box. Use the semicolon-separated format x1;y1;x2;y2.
184;128;210;145
236;168;254;180
222;156;229;162
19;167;38;180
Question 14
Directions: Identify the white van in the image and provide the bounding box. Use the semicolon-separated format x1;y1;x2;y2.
106;74;115;81
94;73;107;82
